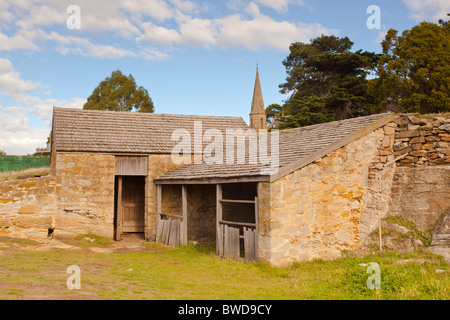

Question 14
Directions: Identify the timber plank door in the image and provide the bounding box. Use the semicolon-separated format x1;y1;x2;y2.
117;176;146;234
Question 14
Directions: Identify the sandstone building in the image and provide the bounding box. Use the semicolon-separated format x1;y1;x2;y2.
1;69;449;265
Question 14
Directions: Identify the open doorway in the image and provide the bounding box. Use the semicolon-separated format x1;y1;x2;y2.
114;176;145;241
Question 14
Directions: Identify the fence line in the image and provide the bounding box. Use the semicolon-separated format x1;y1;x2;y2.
0;156;50;173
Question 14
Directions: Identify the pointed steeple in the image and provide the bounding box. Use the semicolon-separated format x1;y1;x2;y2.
249;67;267;130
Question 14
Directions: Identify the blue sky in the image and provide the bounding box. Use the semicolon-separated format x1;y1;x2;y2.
0;0;448;155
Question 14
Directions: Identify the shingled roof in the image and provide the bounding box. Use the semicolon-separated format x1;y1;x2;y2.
154;113;395;183
52;107;249;154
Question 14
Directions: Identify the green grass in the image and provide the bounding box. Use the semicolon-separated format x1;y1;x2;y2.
385;215;433;247
0;167;50;181
71;233;115;247
0;237;448;300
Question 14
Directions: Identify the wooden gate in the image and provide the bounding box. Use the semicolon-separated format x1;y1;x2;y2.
155;213;184;246
216;184;258;261
154;184;188;246
217;223;257;260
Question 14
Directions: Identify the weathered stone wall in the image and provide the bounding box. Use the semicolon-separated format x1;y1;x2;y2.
259;126;395;266
160;183;216;242
54;153;116;237
186;184;216;242
0;176;57;239
0;174;111;239
368;114;450;261
393;114;450;166
387;166;450;230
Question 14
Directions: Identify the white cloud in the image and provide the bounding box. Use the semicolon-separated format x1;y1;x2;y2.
402;0;450;22
168;0;197;14
0;32;37;51
0;106;49;155
119;0;175;21
179;17;217;47
228;0;307;13
246;2;261;17
254;0;290;13
138;21;181;46
0;57;86;155
215;14;337;51
0;58;39;99
0;96;86;155
137;4;337;51
0;0;336;57
138;16;217;48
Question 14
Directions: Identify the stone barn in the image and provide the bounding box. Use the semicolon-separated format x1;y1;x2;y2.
3;69;444;265
49;107;249;242
153;113;399;265
49;104;406;265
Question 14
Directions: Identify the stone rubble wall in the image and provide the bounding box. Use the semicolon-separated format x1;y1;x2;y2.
374;114;450;261
0;175;110;240
393;114;450;166
0;153;195;241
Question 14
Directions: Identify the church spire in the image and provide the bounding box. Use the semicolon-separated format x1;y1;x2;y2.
250;66;267;130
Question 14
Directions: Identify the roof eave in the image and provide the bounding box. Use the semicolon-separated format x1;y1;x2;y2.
154;175;270;185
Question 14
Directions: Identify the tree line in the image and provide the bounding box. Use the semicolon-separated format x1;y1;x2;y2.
267;19;449;129
83;19;449;131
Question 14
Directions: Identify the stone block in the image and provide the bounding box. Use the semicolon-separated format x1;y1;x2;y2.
396;130;420;139
381;136;391;148
384;126;396;135
410;136;426;144
425;135;440;142
18;204;41;215
408;124;421;131
379;149;392;156
394;146;412;156
408;115;427;125
409;150;428;157
12;216;53;229
393;142;408;151
411;143;423;150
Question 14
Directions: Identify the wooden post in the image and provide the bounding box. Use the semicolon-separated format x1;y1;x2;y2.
216;184;223;256
181;184;188;246
156;185;162;230
254;196;259;260
115;176;123;241
379;218;383;254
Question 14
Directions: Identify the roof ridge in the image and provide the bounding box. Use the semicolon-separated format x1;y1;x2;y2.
53;107;247;120
276;113;391;134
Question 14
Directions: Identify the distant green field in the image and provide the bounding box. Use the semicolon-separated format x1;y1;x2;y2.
0;156;50;173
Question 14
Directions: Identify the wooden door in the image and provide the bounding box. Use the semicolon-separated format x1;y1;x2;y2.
119;176;145;233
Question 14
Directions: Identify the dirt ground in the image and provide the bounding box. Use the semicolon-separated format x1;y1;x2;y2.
0;233;164;300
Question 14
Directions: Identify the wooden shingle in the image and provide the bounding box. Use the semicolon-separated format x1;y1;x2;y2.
52;107;249;154
154;113;395;183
